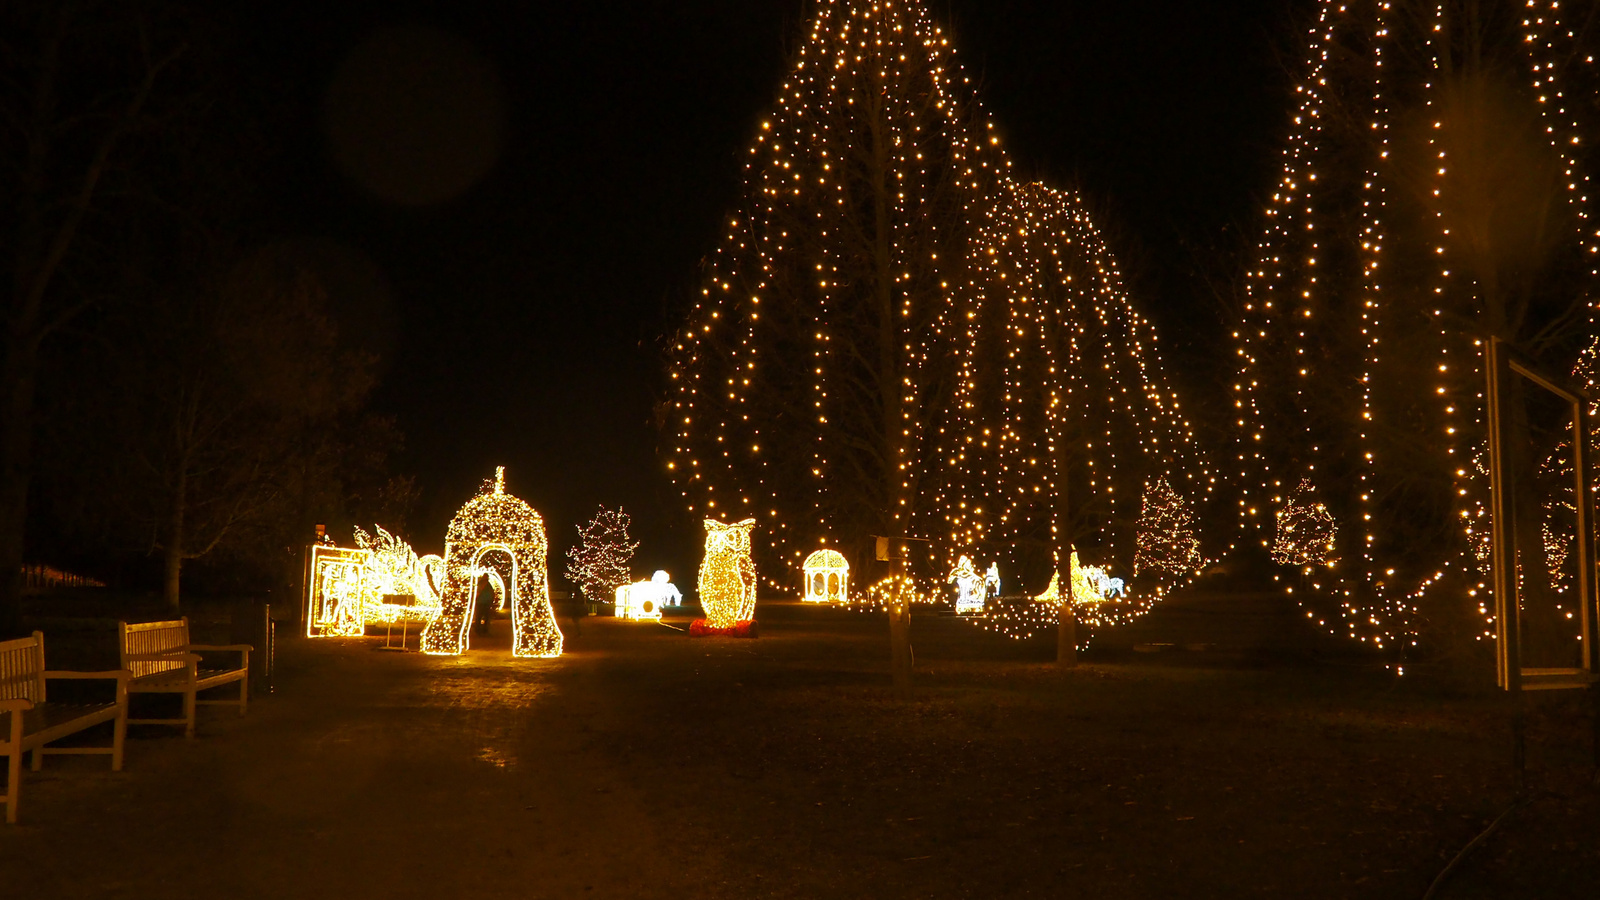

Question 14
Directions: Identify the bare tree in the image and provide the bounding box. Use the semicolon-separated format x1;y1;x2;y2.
0;2;190;633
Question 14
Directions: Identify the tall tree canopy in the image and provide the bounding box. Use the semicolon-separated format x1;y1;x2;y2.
666;0;1007;577
1230;0;1600;652
931;180;1215;618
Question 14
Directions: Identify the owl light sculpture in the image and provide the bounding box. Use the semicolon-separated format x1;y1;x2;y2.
697;518;757;628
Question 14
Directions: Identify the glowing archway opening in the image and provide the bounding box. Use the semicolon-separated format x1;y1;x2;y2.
475;547;514;611
421;467;563;657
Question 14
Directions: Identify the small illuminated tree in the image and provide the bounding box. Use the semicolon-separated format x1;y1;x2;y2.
1133;477;1203;578
565;505;639;605
1272;479;1336;568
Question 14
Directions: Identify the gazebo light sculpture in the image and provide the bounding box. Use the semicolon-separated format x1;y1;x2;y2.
802;549;849;603
615;570;681;621
420;467;563;658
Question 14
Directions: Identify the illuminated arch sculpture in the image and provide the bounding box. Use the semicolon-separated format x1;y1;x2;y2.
421;467;563;657
802;549;849;603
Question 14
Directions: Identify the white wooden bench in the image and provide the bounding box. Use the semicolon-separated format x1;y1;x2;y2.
119;618;251;739
1;631;128;824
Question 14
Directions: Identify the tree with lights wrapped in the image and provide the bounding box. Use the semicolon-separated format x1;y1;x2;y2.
1230;0;1600;655
1272;479;1337;568
565;505;638;608
665;0;1014;688
932;180;1217;658
665;0;1007;575
1133;476;1204;577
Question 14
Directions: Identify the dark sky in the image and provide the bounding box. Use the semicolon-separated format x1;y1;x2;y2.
241;0;1307;582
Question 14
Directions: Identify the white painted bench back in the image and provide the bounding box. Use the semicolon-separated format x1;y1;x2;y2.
0;632;46;704
120;619;190;679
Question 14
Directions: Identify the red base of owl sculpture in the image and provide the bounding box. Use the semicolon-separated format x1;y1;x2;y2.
689;618;759;638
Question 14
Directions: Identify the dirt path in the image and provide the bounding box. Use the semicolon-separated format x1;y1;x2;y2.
2;622;710;899
3;606;1597;899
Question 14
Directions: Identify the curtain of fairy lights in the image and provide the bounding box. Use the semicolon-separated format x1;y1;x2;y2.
1231;0;1600;653
664;0;1007;585
932;180;1217;634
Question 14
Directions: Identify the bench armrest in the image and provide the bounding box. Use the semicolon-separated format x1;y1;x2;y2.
0;697;32;713
125;652;202;664
186;644;253;653
43;670;131;684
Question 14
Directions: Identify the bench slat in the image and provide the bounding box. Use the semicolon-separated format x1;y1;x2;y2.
118;619;249;739
3;632;126;823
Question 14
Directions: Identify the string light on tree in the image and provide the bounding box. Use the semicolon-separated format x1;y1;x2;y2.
664;0;1008;573
1230;0;1600;650
565;505;639;608
1271;479;1337;568
1133;476;1205;578
931;179;1216;626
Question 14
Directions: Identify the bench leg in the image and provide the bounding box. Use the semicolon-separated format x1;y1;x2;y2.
112;705;126;771
184;689;196;739
30;746;42;772
239;671;249;716
4;748;17;824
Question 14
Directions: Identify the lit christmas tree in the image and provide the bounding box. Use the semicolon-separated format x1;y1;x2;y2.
1230;0;1600;650
1133;476;1203;579
1271;479;1337;568
665;0;1008;576
930;180;1215;627
565;505;639;605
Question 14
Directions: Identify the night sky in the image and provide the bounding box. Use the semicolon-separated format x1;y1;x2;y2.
240;0;1308;581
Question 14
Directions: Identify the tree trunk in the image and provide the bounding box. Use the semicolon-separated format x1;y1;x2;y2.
1057;572;1077;667
1054;392;1076;667
163;467;187;611
1057;554;1077;668
889;575;912;696
0;339;38;638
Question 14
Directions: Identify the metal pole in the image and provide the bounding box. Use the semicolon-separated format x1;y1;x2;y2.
1486;338;1521;691
1575;393;1598;675
1485;338;1526;791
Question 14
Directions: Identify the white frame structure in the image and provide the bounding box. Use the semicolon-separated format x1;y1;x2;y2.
1485;337;1599;691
